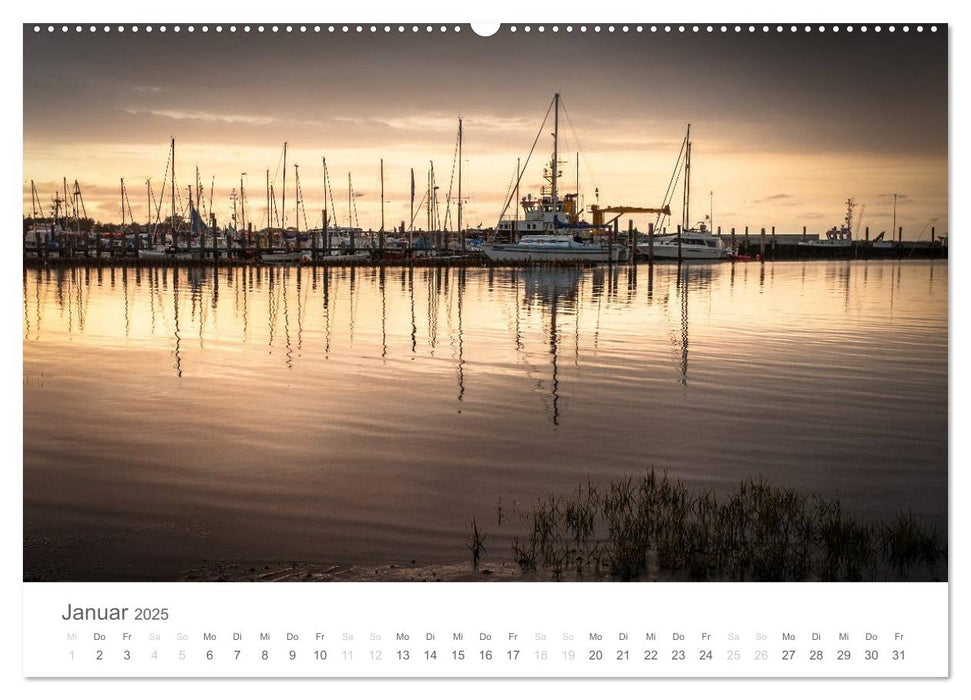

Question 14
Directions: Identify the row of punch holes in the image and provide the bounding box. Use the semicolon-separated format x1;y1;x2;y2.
32;24;940;35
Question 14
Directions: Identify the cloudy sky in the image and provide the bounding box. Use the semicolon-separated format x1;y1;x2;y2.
23;24;947;237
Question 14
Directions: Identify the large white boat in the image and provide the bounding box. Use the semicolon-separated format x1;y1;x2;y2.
638;222;730;260
483;93;621;263
482;232;623;262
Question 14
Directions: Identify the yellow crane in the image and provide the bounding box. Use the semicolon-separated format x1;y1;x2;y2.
588;204;671;229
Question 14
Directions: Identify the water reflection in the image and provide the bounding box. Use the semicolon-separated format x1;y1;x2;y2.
23;260;948;577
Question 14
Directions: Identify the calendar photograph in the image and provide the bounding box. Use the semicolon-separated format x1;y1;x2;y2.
22;22;947;590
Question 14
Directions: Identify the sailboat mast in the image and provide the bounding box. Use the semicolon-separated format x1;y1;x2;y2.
457;117;463;248
514;158;520;240
295;163;301;252
410;168;415;232
265;169;270;243
348;172;352;229
380;158;385;233
170;137;176;237
431;162;437;231
281;142;288;231
552;93;559;232
120;178;125;229
683;124;692;231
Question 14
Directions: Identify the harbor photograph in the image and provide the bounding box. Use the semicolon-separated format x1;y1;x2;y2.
22;23;947;582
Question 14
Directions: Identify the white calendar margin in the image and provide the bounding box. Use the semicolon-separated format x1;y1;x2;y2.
23;582;948;678
6;0;964;697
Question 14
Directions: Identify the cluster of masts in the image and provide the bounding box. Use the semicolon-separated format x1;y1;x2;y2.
27;119;473;245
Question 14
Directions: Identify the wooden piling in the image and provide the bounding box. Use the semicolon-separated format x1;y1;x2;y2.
677;224;682;262
628;219;634;266
771;226;776;256
802;225;807;242
760;227;765;259
865;226;869;242
730;226;736;253
648;222;654;264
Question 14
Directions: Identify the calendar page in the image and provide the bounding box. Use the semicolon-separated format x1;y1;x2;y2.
14;2;956;695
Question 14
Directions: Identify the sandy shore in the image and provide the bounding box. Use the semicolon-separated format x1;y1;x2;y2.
178;560;600;582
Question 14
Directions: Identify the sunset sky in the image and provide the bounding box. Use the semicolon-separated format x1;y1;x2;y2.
22;24;947;238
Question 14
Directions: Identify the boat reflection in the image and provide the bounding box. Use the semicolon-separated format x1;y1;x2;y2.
24;260;942;427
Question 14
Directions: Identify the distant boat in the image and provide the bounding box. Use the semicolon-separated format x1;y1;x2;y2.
136;247;169;260
799;198;857;248
260;250;305;263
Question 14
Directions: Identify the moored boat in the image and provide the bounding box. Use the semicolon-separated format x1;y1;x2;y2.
483;233;623;262
484;93;621;263
799;198;857;248
639;222;730;260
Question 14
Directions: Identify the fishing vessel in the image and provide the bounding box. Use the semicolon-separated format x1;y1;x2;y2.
798;198;857;248
483;94;622;263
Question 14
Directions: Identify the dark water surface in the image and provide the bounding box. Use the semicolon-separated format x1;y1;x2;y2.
23;261;947;580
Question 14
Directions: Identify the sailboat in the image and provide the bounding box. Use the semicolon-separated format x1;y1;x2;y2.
138;138;192;260
483;94;623;263
261;147;306;263
640;125;730;261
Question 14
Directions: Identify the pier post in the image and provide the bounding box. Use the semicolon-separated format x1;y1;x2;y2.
760;227;765;259
931;226;935;244
898;226;903;244
771;226;776;256
865;226;869;242
744;225;749;250
628;219;634;266
648;222;654;264
730;227;736;254
802;225;807;242
677;224;682;262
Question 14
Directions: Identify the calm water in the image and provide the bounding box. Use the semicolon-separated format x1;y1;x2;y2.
23;261;948;580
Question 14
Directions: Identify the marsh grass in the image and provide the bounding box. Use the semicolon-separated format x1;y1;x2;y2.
466;518;486;570
480;470;946;582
